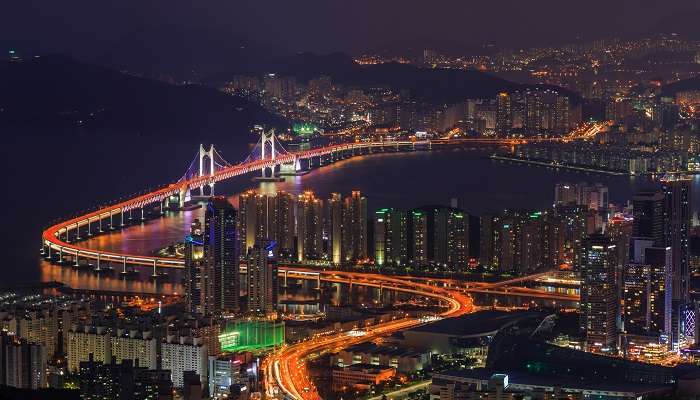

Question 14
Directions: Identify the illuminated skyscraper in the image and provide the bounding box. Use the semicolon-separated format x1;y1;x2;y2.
374;208;407;267
581;234;618;352
342;191;368;263
272;191;295;259
623;239;672;339
496;92;512;136
238;190;267;254
409;210;428;266
554;95;570;133
245;240;278;316
0;331;47;389
479;213;501;270
433;207;469;270
524;91;542;133
297;191;323;261
327;193;343;264
203;197;239;315
661;175;691;349
661;175;692;303
238;190;294;260
184;219;205;314
632;191;665;246
520;212;544;273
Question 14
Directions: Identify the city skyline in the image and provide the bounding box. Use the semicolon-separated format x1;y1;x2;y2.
6;2;700;399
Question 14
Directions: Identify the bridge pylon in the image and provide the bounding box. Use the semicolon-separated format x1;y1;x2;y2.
198;144;216;195
260;129;277;178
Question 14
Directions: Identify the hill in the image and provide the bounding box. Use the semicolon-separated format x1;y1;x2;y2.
0;55;285;143
207;52;579;105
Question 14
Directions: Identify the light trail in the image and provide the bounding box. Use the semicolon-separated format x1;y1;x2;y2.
262;272;471;400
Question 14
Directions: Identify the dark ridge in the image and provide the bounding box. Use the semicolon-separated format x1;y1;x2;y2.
0;54;285;143
206;52;581;105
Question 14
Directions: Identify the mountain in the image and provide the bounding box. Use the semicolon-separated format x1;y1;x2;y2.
207;52;580;105
0;55;285;143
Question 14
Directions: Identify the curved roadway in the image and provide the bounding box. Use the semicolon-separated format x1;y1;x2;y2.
263;271;473;400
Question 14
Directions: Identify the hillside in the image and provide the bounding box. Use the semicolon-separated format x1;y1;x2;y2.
0;55;285;142
207;52;579;105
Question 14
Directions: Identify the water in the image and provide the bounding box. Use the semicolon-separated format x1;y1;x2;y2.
6;139;700;290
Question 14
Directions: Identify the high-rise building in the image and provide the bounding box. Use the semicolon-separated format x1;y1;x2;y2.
272;191;295;259
520;213;544;273
632;191;665;246
479;213;501;269
374;208;407;267
67;326;111;373
661;175;692;303
238;190;295;260
554;183;578;206
553;204;591;269
79;357;173;400
78;356;120;400
498;215;519;273
554;95;570;133
21;310;58;361
110;330;157;370
662;175;691;349
238;190;266;254
184;219;205;314
342;191;368;263
161;336;208;389
245;240;278;316
409;210;428;266
327;193;343;264
581;234;618;352
623;239;672;339
0;331;47;389
576;183;609;211
297;191;323;261
203;197;239;315
524;91;542;133
542;213;567;269
496;92;512;136
433;207;469;270
607;215;633;272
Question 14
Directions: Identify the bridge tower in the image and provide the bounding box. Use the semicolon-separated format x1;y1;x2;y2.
199;144;216;195
261;129;276;178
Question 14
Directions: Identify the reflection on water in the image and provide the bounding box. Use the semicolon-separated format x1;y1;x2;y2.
470;292;578;309
39;260;182;295
79;209;204;255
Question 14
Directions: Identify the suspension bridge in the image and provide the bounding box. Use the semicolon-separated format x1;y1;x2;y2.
40;123;606;276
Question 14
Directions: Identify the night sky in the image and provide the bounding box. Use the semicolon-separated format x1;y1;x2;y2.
2;0;700;58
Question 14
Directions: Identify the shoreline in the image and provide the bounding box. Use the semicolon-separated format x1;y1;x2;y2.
489;155;629;176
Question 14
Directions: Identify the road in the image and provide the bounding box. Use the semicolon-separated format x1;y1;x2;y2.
263;275;472;400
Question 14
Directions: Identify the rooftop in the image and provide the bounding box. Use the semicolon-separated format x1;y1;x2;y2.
434;368;672;396
406;310;545;338
334;363;395;373
342;342;427;357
